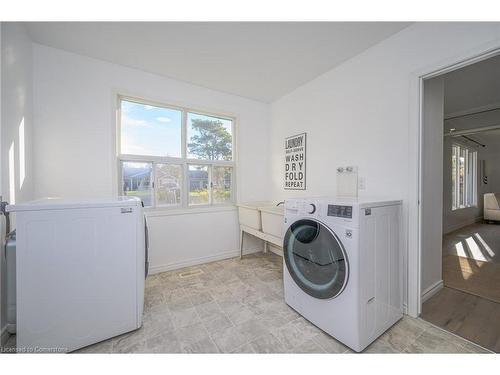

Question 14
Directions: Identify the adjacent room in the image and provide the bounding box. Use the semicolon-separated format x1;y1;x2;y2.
1;20;500;357
421;54;500;352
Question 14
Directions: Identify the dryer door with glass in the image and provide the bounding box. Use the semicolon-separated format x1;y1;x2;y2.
284;219;349;299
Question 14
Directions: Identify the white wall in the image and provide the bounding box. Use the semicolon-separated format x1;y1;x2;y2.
420;77;444;298
32;44;271;273
1;22;34;341
1;24;34;207
269;23;500;306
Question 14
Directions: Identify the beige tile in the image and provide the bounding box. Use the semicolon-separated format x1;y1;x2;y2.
368;316;426;353
112;332;147;353
202;315;234;335
257;311;294;331
144;291;165;311
292;317;323;337
144;331;182;353
363;333;402;353
163;288;188;303
142;311;176;337
146;301;171;317
182;337;220;353
195;301;226;322
186;291;215;306
313;332;349;353
248;333;287;353
169;307;202;329
145;274;162;289
405;326;472;353
167;296;193;311
225;304;259;325
231;342;256;353
272;319;311;351
112;324;170;353
235;318;270;340
292;338;326;353
211;325;252;352
210;318;269;353
174;322;211;347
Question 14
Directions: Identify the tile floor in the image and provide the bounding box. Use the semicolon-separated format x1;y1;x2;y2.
1;252;490;354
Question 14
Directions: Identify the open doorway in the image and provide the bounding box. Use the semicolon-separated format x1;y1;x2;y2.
420;54;500;352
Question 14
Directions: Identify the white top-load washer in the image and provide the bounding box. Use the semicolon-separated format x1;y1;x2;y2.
6;197;148;353
283;197;403;352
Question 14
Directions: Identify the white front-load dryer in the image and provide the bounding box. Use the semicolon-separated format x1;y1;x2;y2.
283;198;403;352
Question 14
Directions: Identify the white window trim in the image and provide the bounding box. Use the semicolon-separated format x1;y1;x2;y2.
451;142;477;211
116;95;237;211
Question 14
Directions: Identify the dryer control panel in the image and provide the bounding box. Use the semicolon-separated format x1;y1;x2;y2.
327;204;353;219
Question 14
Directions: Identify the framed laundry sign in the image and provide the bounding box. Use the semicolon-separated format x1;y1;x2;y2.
284;133;306;190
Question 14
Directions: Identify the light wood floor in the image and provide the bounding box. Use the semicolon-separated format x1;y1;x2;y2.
443;223;500;263
422;222;500;352
422;287;500;352
443;254;500;303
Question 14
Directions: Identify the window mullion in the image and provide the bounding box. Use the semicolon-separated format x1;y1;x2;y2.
466;149;470;207
152;162;157;208
466;149;469;205
453;146;457;210
209;164;213;205
183;162;189;208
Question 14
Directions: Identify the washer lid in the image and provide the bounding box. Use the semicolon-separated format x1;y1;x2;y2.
6;196;141;212
284;218;349;299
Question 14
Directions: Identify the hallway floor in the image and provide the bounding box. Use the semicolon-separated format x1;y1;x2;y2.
422;223;500;352
421;287;500;352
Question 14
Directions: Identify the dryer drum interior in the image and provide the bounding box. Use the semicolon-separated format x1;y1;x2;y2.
284;219;349;299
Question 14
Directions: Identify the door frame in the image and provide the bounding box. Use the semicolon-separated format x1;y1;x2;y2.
407;42;500;318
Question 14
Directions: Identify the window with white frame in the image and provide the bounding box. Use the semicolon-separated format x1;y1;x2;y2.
118;97;235;208
451;143;477;211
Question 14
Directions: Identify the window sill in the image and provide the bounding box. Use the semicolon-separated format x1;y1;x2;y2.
145;204;237;218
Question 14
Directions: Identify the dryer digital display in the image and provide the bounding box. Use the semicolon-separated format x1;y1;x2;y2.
327;205;353;219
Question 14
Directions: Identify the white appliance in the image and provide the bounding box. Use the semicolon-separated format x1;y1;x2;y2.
5;230;17;334
6;197;148;353
283;197;403;352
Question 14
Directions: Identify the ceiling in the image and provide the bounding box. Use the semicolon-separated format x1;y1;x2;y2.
442;53;500;147
444;53;500;115
24;22;410;102
473;128;500;144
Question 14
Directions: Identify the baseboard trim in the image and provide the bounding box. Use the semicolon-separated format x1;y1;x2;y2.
421;280;444;303
148;248;261;274
1;325;10;346
443;216;483;234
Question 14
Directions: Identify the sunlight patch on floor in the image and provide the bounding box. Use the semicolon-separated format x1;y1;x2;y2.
474;233;495;258
465;237;488;262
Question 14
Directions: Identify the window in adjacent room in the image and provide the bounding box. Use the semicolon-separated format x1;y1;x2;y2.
451;143;477;210
118;97;235;209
